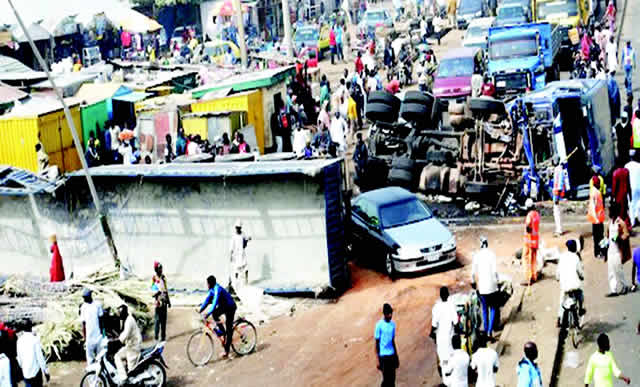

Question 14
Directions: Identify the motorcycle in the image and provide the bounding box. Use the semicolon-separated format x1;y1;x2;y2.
79;338;169;387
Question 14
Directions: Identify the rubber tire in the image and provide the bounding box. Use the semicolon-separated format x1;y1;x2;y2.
403;90;435;108
186;330;215;367
366;103;399;123
469;97;505;116
388;168;413;185
400;102;430;123
231;319;258;356
368;90;401;110
385;253;397;280
79;371;108;387
391;156;415;171
146;361;167;387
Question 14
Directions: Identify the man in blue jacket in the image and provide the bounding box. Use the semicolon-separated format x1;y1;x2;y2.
199;275;237;358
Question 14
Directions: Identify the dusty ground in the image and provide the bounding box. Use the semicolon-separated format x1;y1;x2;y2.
48;221;552;387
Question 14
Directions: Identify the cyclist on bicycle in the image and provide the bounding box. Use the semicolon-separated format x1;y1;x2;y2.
199;275;237;358
555;239;585;328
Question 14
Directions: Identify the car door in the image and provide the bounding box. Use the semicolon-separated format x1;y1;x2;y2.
351;198;388;257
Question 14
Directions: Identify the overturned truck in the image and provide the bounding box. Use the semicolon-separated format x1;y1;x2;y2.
363;79;614;205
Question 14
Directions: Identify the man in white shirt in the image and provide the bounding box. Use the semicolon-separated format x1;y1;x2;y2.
606;35;618;73
0;331;11;387
16;321;49;387
80;289;104;364
430;286;458;382
555;239;584;327
115;304;142;385
229;220;251;292
471;332;499;387
443;335;469;387
471;237;499;338
329;111;348;154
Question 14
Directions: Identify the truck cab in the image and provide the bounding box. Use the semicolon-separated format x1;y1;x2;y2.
496;3;531;26
487;22;561;96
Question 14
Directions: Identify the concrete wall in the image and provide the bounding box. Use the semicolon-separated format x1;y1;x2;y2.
0;175;332;290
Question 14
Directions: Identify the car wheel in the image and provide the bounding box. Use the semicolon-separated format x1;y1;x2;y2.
385;253;396;279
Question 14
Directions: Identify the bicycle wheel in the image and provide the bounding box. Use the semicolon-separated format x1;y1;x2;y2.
186;330;215;366
231;319;257;356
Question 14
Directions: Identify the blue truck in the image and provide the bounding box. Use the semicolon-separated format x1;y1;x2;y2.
487;22;562;96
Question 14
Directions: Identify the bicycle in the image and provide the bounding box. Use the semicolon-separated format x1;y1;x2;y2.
186;312;257;367
561;289;583;349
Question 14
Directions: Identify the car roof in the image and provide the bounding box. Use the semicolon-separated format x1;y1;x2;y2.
357;187;416;207
441;46;480;59
468;17;495;27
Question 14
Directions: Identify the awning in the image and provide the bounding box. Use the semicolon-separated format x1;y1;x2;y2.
11;22;51;42
0;81;28;104
112;91;151;103
75;83;131;105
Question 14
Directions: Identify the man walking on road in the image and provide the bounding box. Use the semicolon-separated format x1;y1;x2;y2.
443;335;469;387
151;262;171;342
471;332;499;387
522;199;540;286
431;286;458;382
584;333;630;386
552;157;570;236
80;289;103;364
622;41;636;96
611;162;632;228
555;240;585;328
471;237;499;339
374;303;398;387
16;321;50;387
626;151;640;226
447;0;458;29
516;341;542;387
588;176;606;259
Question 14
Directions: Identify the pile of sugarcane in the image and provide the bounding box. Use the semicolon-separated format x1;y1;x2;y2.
0;269;154;361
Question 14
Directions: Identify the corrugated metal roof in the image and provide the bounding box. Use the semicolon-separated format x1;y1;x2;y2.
0;96;80;118
0;165;60;196
0;55;34;73
31;73;98;90
112;91;151;103
67;159;343;179
191;66;294;98
0;82;28;104
75;83;131;105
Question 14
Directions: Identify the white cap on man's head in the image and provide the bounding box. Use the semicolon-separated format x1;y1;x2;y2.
525;198;534;209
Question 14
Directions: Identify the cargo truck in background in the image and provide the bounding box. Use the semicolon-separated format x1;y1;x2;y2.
487;22;562;96
532;0;591;68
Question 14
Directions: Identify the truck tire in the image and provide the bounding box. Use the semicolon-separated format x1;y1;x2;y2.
368;91;401;110
469;97;505;117
391;156;415;171
388;168;414;186
403;91;435;108
366;103;399;123
400;102;430;123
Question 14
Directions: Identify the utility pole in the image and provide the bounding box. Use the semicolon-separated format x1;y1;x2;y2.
232;0;248;68
8;0;120;267
282;0;294;57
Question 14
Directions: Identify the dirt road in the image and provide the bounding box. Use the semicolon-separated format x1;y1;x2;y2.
49;221;550;387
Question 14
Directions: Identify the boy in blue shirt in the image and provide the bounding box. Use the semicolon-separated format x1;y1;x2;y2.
374;303;399;386
199;275;237;358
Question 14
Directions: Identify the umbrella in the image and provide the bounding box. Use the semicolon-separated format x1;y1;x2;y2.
210;0;249;17
104;6;162;34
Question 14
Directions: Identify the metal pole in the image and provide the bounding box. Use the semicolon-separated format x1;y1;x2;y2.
8;0;119;266
282;0;294;57
232;0;248;68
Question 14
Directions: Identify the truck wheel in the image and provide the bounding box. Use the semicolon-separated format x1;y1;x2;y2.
388;168;414;187
366;103;398;123
368;91;401;110
391;156;415;171
403;91;435;108
400;102;430;124
469;97;505;116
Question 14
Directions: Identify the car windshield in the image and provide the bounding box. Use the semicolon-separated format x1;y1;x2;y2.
537;0;578;18
466;26;489;40
498;6;525;18
296;28;318;42
438;56;475;77
380;199;432;228
367;11;385;22
459;0;482;13
489;37;538;59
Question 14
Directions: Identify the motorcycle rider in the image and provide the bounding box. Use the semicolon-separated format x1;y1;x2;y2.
115;304;142;385
555;239;585;328
199;275;238;358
